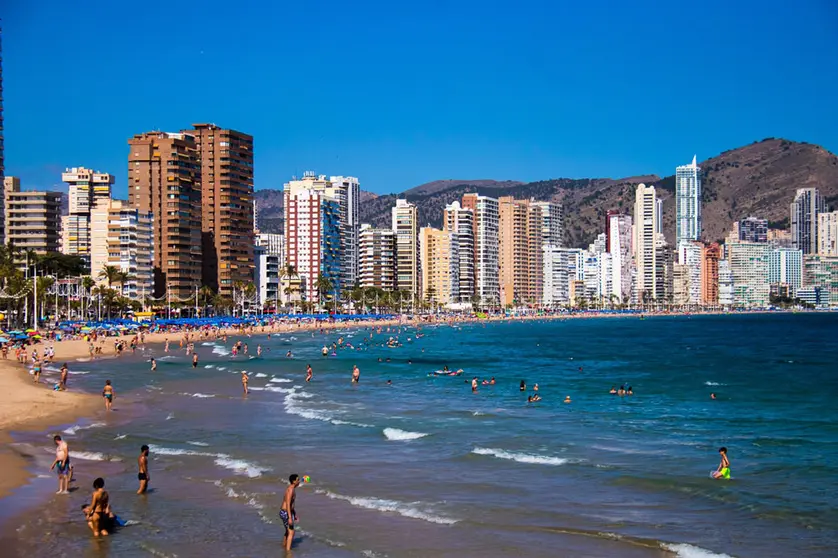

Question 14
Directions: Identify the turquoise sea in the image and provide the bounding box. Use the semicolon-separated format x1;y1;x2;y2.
3;313;838;557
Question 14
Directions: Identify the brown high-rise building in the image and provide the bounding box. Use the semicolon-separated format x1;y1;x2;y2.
128;132;202;298
498;196;540;307
187;124;254;296
701;242;721;306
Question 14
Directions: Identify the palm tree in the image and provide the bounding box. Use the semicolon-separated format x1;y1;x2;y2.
315;274;333;312
279;264;298;311
198;286;215;315
81;276;95;320
98;265;121;288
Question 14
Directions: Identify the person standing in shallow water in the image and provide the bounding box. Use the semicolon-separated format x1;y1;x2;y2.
712;447;731;479
352;365;360;383
280;474;301;551
241;371;249;395
102;380;115;411
137;445;150;494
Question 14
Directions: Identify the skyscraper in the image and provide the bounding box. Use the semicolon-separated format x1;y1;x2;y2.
498;196;539;306
462;193;499;307
727;242;770;307
444;201;475;303
330;176;361;289
392;199;419;298
633;184;659;300
675;156;701;245
0;26;5;245
60;167;114;270
701;243;721;306
791;188;827;255
608;213;633;302
187;124;254;297
768;248;803;295
284;173;342;303
128;131;202;298
677;241;704;306
359;224;396;290
817;211;838;256
6;186;63;254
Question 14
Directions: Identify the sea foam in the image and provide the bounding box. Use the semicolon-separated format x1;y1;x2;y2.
214;457;269;478
383;428;428;441
63;422;106;435
471;447;568;466
663;543;733;558
321;490;458;524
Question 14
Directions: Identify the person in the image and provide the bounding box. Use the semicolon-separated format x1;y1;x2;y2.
352;365;360;383
286;350;293;358
609;386;617;395
280;474;302;551
564;395;572;403
712;447;731;479
151;357;157;371
618;385;625;396
102;380;115;411
533;383;539;392
627;386;634;395
33;357;42;383
82;503;115;536
192;353;199;368
257;345;262;357
527;395;533;403
306;364;313;383
87;477;112;536
532;394;542;402
386;379;392;386
60;363;69;391
471;377;478;393
137;445;150;495
489;377;495;385
241;371;249;395
520;380;526;392
710;392;717;400
50;435;70;494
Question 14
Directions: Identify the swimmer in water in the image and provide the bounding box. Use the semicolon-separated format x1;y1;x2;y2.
241;371;249;394
627;386;633;395
306;364;313;383
352;365;360;383
150;358;157;371
533;383;539;392
257;345;262;357
471;377;478;392
712;447;731;479
564;395;571;403
520;380;526;392
490;377;495;385
286;350;293;358
192;353;199;368
609;386;617;394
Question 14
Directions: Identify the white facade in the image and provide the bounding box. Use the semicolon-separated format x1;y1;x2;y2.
769;248;803;295
392;199;419;296
359;224;396;290
677;241;703;305
818;211;838;256
675;156;701;245
89;199;153;300
255;245;280;307
444;201;475;303
464;194;500;306
531;201;563;247
718;259;734;306
791;188;827;255
330;176;360;288
255;233;285;260
61;167;114;268
728;242;770;307
608;213;633;302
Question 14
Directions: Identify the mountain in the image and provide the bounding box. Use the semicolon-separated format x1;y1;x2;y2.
255;139;838;248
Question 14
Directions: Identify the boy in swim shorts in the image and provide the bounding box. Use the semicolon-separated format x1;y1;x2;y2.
280;474;301;551
712;447;731;479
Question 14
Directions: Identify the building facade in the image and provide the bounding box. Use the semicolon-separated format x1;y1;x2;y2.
3;176;20;242
727;242;770;307
128;131;202;298
187;124;254;296
358;224;396;290
678;241;704;305
739;216;768;243
675;156;701;245
701;242;721;305
330;176;361;289
608;213;633;302
718;259;734;306
89;199;153;300
633;184;659;300
419;227;459;306
6;185;63;254
498;196;539;306
462;194;499;307
392;198;419;298
803;254;838;307
254;245;280;308
768;248;803;296
791;188;828;255
818;211;838;256
255;233;285;259
60;167;114;270
443;201;475;303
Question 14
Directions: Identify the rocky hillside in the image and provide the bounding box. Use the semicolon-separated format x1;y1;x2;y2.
255;139;838;247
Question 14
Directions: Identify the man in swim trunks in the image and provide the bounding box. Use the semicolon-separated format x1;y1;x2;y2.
50;435;70;494
280;474;302;550
712;447;731;479
137;445;150;494
192;353;199;368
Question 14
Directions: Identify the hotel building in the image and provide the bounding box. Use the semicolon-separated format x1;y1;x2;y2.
359;224;396;290
462;193;499;307
60;167;114;270
392;199;419;297
675;156;701;245
791;188;828;255
419;226;459;305
443;201;475;303
89;199;153;300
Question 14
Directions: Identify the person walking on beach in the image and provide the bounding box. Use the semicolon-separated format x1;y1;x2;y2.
712;447;731;479
241;371;249;395
50;435;70;494
59;363;69;390
280;474;302;551
102;380;115;411
137;445;150;494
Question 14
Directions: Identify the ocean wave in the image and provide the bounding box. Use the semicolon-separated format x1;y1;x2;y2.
321;490;458;524
472;447;568;466
148;444;217;457
203;364;215;369
704;381;725;386
214;457;270;478
255;373;267;378
269;378;293;383
114;434;127;440
63;422;106;435
189;393;215;398
212;346;231;356
663;543;733;558
72;451;121;462
165;413;175;420
332;419;374;428
217;367;227;371
186;441;209;447
383;428;428;441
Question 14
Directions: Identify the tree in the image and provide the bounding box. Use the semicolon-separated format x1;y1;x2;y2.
98;265;121;288
279;264;298;310
315;274;333;311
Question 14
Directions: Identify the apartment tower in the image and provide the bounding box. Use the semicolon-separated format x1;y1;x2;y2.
701;242;721;306
392;199;419;298
419;227;459;305
90;199;153;300
817;211;838;256
633;184;659;300
330;176;361;288
61;167;114;270
6;185;63;254
791;188;827;255
498;197;540;306
128;132;202;298
675;156;702;246
462;193;499;307
443;201;475;303
186;124;254;296
359;224;396;290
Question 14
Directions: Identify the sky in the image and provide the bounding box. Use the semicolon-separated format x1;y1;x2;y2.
3;0;838;196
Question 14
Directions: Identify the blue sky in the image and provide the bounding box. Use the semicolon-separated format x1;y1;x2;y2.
3;0;837;195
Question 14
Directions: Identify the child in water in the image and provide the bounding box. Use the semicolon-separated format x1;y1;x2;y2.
712;447;731;479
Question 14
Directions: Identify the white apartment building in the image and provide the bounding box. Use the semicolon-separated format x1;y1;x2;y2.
359;224;396;290
718;259;734;306
330;176;361;287
254;244;280;308
462;194;500;306
768;248;803;295
89;199;153;300
392;199;419;298
608;213;633;302
61;167;114;269
818;211;838;256
255;233;285;259
444;201;475;303
727;242;770;307
675;156;701;245
677;241;703;305
634;184;659;300
791;188;827;255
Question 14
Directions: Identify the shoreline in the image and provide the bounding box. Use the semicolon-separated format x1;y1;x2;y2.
0;308;808;502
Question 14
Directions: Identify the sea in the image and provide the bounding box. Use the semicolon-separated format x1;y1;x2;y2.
2;313;838;558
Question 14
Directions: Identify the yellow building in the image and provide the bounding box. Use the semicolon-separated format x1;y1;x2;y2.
419;227;458;306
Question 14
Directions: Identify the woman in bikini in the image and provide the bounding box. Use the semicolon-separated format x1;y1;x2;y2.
102;380;115;411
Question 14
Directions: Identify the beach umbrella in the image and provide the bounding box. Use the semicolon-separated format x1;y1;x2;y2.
0;337;9;343
25;328;36;333
33;335;42;339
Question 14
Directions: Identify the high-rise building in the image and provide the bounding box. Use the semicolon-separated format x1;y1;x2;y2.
60;167;114;270
530;201;563;303
0;27;5;245
444;201;475;303
718;259;734;306
462;193;499;307
791;188;828;255
392;199;419;298
727;242;770;307
498;196;540;306
739;216;768;243
608;213;633;302
675;156;701;245
672;263;690;306
677;241;703;305
254;244;280;309
359;224;396;290
187;124;254;296
817;211;838;256
768;248;803;296
6;185;63;254
128;131;202;298
701;242;721;306
605;209;620;253
542;246;584;307
330;176;361;289
654;236;674;302
802;255;838;307
3;176;19;240
419;227;459;306
89;199;153;300
255;233;284;259
284;175;342;303
633;184;659;300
